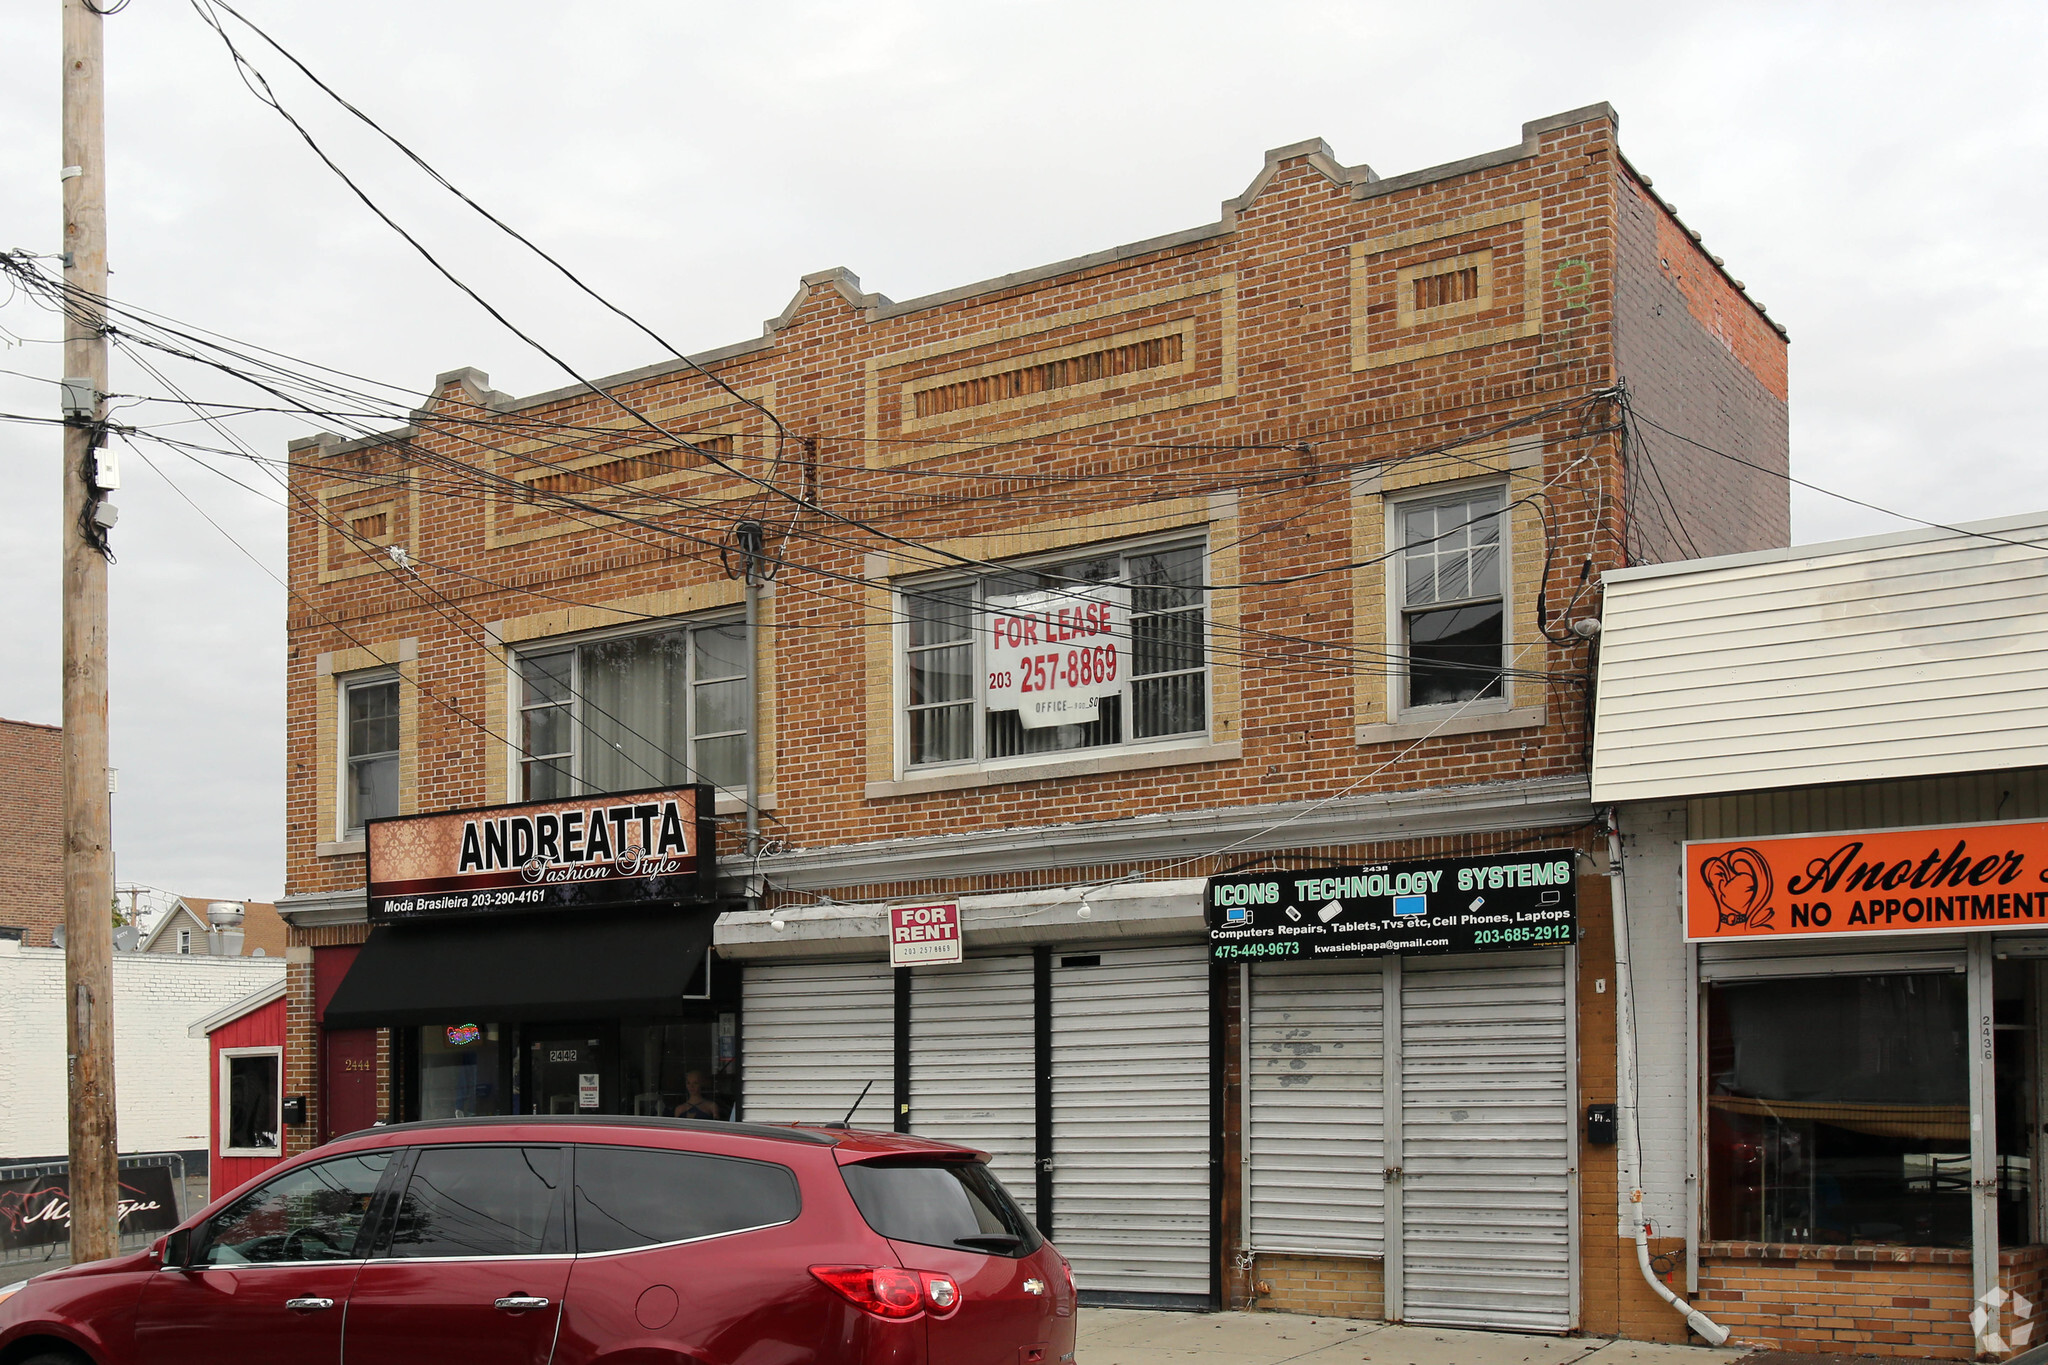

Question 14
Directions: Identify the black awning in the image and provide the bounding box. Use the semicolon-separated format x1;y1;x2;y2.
323;910;715;1028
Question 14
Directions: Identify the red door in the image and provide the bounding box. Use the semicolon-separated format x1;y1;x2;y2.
322;1029;380;1141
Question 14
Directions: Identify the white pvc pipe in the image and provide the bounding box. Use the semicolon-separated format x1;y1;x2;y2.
1607;815;1730;1347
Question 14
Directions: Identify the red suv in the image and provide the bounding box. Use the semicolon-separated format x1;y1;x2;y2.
0;1116;1076;1365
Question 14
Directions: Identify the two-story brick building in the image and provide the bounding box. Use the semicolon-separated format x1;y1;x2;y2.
276;103;1788;1339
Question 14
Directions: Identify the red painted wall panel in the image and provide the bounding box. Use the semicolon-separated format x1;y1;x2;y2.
208;995;287;1201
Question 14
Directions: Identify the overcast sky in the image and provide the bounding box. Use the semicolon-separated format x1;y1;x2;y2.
2;1;2044;901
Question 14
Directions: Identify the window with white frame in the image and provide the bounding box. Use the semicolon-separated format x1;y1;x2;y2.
1395;487;1506;709
221;1047;283;1157
517;620;749;799
903;539;1208;767
342;671;401;834
177;927;192;955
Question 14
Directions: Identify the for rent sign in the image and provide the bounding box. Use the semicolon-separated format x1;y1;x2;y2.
367;784;715;922
1686;819;2048;942
890;902;962;966
985;584;1128;729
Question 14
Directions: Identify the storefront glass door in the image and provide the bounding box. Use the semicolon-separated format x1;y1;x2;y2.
525;1028;612;1116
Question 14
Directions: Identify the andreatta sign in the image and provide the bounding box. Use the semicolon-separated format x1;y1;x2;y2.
367;784;716;922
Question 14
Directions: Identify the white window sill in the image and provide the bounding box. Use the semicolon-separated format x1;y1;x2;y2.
1355;704;1545;745
317;837;367;858
870;739;1241;800
219;1146;283;1159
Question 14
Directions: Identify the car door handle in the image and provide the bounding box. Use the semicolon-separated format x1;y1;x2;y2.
285;1297;336;1312
495;1296;551;1312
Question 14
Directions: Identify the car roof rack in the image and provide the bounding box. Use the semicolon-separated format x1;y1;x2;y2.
332;1113;842;1146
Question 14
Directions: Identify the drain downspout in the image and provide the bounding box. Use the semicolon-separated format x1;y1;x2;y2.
1606;810;1730;1347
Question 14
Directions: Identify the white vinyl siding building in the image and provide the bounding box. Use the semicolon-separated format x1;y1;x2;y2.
1592;511;2048;805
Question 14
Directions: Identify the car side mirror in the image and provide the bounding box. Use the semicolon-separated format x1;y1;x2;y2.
162;1228;193;1270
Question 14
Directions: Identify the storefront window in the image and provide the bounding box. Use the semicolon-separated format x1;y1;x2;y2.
621;1020;734;1120
418;1023;508;1119
1706;972;1969;1247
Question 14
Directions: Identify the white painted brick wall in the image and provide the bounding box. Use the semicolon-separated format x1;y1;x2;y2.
1618;800;1691;1236
0;941;285;1159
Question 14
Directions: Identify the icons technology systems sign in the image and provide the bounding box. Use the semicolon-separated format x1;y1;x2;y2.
1204;849;1579;961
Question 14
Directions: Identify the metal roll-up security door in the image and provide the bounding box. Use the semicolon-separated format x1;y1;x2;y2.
909;955;1038;1218
1246;959;1386;1256
1399;951;1572;1332
1051;943;1212;1307
739;959;895;1128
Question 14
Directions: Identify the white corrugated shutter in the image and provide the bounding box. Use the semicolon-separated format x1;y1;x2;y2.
1246;959;1385;1255
740;959;894;1129
909;956;1038;1218
1399;952;1572;1332
1051;943;1211;1304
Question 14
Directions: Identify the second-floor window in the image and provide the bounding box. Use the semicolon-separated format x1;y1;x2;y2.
344;673;401;833
518;621;748;800
1397;488;1505;708
904;540;1208;768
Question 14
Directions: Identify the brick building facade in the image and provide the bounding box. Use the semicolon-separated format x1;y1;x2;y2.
0;717;64;947
277;104;1789;1342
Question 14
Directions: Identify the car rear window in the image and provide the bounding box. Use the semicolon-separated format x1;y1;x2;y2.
573;1146;801;1252
839;1160;1041;1257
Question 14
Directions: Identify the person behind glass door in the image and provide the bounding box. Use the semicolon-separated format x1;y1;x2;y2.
674;1069;720;1120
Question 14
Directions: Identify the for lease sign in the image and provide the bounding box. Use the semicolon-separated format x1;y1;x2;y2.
890;901;962;966
985;584;1128;729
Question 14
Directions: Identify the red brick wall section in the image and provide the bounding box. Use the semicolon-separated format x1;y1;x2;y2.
2001;1246;2048;1355
283;953;321;1158
271;108;1792;1343
1610;168;1791;564
0;719;63;946
1698;1247;1975;1359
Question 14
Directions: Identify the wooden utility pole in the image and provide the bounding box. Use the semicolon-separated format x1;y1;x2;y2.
61;0;119;1265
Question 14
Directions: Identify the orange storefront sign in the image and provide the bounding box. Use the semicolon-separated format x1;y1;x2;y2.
1684;819;2048;942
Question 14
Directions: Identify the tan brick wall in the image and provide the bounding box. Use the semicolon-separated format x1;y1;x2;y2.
1251;1253;1384;1321
1697;1248;1975;1359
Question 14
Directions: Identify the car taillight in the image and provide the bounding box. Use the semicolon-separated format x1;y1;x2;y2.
809;1265;926;1320
1054;1253;1076;1316
920;1272;961;1317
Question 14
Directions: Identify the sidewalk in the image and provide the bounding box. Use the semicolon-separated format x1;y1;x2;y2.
1077;1310;1752;1365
